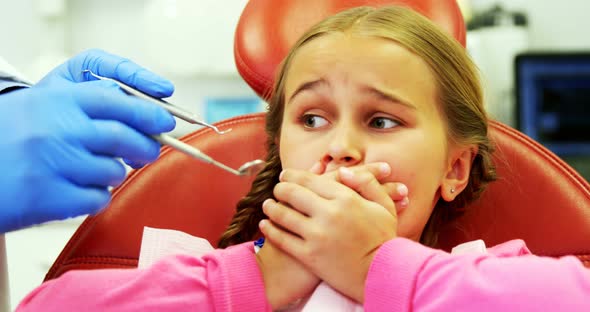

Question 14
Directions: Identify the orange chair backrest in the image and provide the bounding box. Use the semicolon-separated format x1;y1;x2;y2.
235;0;466;99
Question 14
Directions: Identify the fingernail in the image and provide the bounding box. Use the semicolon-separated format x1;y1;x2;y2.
259;220;268;229
262;199;274;213
379;163;391;176
310;162;321;173
397;184;408;197
339;167;354;180
279;170;285;181
399;197;409;208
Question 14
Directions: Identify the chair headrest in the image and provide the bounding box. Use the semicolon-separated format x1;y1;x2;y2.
234;0;466;98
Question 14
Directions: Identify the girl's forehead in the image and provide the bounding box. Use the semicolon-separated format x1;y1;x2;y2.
284;34;438;108
289;34;433;79
293;33;417;63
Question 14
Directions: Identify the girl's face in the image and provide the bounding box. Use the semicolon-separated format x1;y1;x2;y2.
279;33;470;241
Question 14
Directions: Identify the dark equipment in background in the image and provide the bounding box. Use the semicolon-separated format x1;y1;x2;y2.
515;53;590;181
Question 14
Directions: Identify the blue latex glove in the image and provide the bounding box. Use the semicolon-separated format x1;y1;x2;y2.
0;49;176;233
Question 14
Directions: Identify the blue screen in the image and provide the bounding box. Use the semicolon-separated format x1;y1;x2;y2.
204;97;263;124
516;54;590;156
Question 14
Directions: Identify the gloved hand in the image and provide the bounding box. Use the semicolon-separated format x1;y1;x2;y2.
0;49;176;233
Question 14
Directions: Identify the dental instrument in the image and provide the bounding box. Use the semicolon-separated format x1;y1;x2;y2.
153;134;266;176
83;70;229;134
84;70;265;176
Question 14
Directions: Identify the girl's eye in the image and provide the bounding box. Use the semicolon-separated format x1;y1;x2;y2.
369;117;399;129
301;114;329;128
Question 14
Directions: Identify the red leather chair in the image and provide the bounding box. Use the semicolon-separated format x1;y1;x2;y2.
45;0;590;281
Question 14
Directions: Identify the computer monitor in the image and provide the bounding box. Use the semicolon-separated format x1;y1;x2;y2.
516;53;590;155
515;53;590;180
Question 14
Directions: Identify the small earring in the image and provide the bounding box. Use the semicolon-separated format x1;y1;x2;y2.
450;188;456;194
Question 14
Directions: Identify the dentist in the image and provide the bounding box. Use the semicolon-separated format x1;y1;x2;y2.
0;49;177;311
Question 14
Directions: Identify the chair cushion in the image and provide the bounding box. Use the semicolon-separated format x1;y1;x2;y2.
438;121;590;267
45;114;267;280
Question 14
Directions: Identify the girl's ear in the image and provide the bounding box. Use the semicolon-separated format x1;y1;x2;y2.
441;145;477;202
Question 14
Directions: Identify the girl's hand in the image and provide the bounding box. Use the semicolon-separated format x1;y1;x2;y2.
256;163;327;310
256;239;320;310
312;162;409;213
260;163;400;303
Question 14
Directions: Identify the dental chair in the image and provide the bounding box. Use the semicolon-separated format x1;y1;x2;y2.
45;0;590;281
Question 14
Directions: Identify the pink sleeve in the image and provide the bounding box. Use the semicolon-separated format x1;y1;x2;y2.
364;238;590;312
16;242;271;312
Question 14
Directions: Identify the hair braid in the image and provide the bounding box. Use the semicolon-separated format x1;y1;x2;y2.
217;144;282;248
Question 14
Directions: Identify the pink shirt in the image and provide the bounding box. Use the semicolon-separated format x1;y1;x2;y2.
17;238;590;311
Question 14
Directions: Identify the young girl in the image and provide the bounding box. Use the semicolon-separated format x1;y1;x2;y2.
17;6;590;312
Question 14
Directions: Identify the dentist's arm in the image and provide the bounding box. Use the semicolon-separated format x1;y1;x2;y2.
0;49;176;233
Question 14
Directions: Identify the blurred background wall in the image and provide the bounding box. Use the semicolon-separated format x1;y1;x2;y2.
0;0;260;139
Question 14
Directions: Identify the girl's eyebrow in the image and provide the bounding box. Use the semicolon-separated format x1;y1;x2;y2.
363;86;417;110
288;79;328;103
287;79;417;111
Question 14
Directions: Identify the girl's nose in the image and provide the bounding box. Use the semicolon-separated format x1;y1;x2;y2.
322;125;362;166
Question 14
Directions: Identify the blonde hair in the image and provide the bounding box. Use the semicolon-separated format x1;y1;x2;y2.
218;6;496;248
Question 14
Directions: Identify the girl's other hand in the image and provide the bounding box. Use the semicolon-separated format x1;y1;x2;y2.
255;160;327;310
256;239;319;310
260;163;399;303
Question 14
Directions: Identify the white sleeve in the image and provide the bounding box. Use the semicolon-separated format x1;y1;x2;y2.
0;55;32;92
